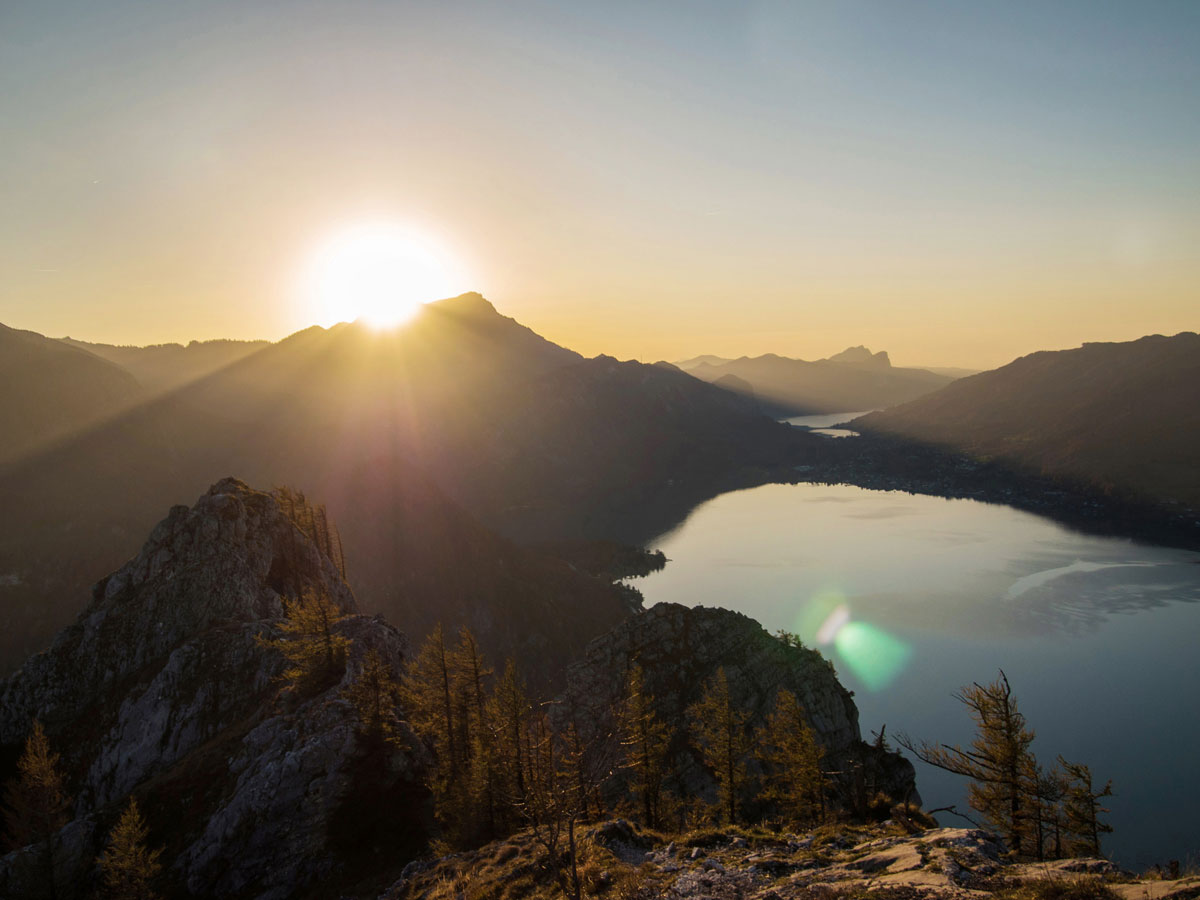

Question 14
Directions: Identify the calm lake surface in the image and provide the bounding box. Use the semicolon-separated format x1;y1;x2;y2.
639;481;1200;867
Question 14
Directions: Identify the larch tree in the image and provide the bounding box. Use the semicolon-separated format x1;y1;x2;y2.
3;719;72;900
258;588;350;691
1059;756;1113;858
898;671;1036;855
343;648;404;747
488;659;530;818
687;668;754;825
96;797;161;900
758;689;826;828
617;664;672;828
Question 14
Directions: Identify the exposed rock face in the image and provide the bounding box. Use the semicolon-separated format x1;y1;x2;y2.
0;478;425;899
561;603;917;811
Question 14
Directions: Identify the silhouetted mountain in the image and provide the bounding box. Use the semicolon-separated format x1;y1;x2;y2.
924;365;981;379
0;323;143;464
60;336;269;395
822;345;890;368
674;353;733;371
854;332;1200;508
686;350;953;415
0;295;798;671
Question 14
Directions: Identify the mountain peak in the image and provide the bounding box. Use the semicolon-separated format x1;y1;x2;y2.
426;291;496;317
825;345;891;367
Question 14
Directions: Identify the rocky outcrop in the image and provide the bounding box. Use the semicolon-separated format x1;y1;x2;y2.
561;603;917;811
386;820;1192;900
0;478;425;899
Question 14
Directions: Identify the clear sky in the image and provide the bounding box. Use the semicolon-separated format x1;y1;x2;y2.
2;0;1197;367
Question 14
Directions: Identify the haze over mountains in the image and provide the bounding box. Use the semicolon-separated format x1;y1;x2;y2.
678;347;956;415
854;332;1200;508
60;336;269;395
0;294;804;672
0;323;143;464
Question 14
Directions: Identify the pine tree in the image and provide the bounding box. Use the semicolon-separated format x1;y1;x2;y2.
343;649;404;746
257;588;350;691
687;668;753;824
97;797;161;900
617;664;672;828
3;719;72;900
1059;757;1113;858
758;689;826;828
898;671;1035;855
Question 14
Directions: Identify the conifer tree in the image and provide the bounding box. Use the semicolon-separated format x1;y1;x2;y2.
403;624;460;775
3;719;72;900
343;649;404;746
258;588;350;691
97;797;161;900
898;671;1035;855
488;659;530;814
1059;757;1113;858
453;627;497;836
758;689;826;828
687;668;753;824
617;664;671;828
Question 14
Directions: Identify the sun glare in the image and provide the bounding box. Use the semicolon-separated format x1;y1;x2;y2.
302;223;470;329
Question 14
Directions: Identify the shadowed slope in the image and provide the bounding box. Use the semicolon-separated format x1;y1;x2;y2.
0;323;143;464
854;332;1200;508
0;294;793;672
59;336;270;395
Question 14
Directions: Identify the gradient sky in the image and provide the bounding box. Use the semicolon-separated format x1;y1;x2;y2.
2;0;1197;367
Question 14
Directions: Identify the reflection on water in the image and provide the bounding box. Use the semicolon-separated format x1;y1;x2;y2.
640;482;1200;866
783;410;872;438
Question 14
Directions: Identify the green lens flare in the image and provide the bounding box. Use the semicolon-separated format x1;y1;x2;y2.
793;589;846;644
833;621;911;691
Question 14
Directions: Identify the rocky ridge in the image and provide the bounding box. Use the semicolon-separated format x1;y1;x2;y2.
0;478;425;899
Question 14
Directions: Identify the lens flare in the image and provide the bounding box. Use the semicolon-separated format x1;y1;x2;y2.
810;596;912;692
834;622;911;691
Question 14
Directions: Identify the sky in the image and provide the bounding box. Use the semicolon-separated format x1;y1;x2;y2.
1;0;1198;368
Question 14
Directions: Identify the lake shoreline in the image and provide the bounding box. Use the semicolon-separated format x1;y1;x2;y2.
772;432;1200;555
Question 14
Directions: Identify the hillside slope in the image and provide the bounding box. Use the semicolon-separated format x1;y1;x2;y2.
0;295;799;671
60;336;270;394
854;332;1200;508
0;323;143;464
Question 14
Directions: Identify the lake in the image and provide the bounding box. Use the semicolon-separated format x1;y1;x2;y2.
638;480;1200;867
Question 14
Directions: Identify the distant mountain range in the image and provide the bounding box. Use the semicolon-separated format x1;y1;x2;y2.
679;347;955;415
0;323;143;464
60;336;269;394
854;332;1200;509
0;294;803;671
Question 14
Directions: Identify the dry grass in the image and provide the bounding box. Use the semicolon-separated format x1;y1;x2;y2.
992;877;1122;900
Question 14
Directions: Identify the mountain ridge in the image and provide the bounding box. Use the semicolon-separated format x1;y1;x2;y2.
853;331;1200;508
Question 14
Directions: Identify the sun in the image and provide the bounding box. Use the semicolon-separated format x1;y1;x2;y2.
302;222;470;328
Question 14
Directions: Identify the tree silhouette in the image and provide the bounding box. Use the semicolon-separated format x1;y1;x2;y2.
687;668;753;824
1059;756;1113;857
617;664;671;828
343;648;404;746
757;689;826;828
898;671;1035;855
